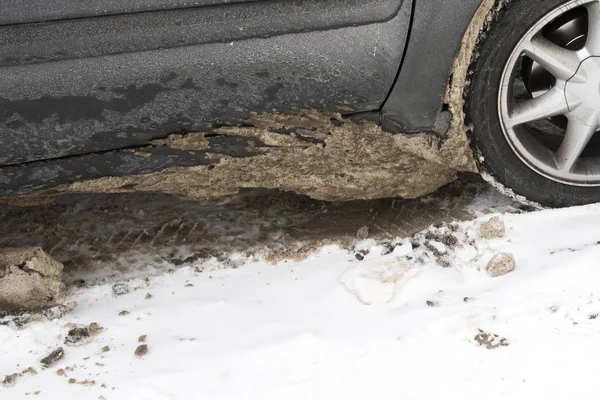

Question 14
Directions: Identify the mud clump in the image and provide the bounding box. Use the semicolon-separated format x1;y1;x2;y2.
68;378;96;386
40;347;65;368
2;367;39;387
64;322;104;346
112;282;130;296
0;247;64;312
479;216;505;239
135;344;148;358
65;327;91;346
2;373;18;387
474;329;510;349
442;0;498;172
486;252;516;277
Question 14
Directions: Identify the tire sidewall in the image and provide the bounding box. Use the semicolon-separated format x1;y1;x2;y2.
468;0;600;207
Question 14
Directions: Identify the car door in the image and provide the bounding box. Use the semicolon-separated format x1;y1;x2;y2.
0;0;412;166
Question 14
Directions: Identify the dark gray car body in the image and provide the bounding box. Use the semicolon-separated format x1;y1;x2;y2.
0;0;482;195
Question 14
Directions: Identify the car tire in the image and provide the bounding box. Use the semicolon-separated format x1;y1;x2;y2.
468;0;600;207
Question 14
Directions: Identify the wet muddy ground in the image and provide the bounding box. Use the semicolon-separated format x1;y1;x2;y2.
0;173;524;287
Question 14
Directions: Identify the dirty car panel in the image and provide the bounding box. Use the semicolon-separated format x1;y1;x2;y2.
0;0;263;25
0;0;409;167
0;0;486;200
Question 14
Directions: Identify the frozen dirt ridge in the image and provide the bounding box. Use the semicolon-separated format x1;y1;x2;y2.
0;174;522;287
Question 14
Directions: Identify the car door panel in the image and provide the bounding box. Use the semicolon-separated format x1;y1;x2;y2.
0;0;262;25
0;0;410;165
0;0;403;68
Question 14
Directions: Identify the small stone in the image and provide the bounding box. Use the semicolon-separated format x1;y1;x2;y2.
138;335;147;343
118;310;129;316
589;314;598;320
112;283;129;296
56;369;65;376
426;300;440;307
486;253;516;277
101;346;110;353
41;347;65;368
184;283;194;288
134;344;148;358
356;226;370;239
68;378;76;384
2;373;18;387
479;217;505;239
463;297;476;303
354;253;365;261
145;293;152;299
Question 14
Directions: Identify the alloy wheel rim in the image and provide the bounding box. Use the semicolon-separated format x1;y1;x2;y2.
499;0;600;186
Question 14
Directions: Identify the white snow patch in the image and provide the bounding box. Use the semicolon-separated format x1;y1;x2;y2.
392;241;413;257
341;258;413;305
4;203;600;398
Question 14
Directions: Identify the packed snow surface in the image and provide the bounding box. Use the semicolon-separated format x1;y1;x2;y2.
3;203;600;399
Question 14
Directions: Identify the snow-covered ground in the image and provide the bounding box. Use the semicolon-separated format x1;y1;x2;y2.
4;201;600;399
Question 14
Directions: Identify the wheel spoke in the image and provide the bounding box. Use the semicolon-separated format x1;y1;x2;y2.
506;87;569;128
522;35;581;81
555;117;597;172
586;2;600;54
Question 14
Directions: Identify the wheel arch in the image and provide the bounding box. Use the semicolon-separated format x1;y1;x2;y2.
381;0;498;135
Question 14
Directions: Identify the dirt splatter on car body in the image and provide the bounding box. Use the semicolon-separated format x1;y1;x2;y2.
7;112;458;204
4;1;503;206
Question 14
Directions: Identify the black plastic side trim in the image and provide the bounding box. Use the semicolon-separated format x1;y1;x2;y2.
381;0;483;133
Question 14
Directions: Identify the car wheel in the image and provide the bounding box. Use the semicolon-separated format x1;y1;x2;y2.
468;0;600;207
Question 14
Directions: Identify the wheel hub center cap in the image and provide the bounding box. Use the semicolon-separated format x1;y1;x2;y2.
565;56;600;127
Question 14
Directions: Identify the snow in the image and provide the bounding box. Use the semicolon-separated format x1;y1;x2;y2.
4;202;600;399
341;258;413;305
